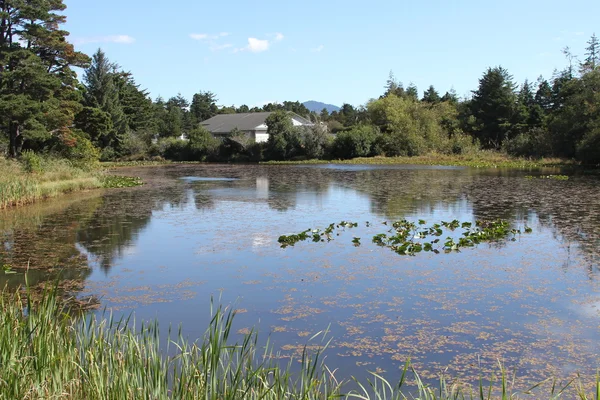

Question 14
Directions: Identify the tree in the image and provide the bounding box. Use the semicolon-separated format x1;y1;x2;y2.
582;33;600;72
406;83;419;100
383;70;405;98
265;111;301;160
441;88;459;104
422;85;441;103
469;66;517;148
0;0;90;156
535;76;553;111
237;104;250;113
82;49;127;150
115;72;156;134
319;108;329;121
190;91;218;123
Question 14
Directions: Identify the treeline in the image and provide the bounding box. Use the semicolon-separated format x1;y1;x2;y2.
1;1;599;164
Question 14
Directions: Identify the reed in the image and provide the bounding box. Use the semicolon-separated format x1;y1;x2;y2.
2;283;599;399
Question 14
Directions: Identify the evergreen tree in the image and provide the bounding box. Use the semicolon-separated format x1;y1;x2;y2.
469;66;517;148
422;85;441;103
441;88;459;104
582;33;600;72
115;72;155;133
535;76;553;111
406;83;419;101
237;104;250;113
319;108;329;121
190;91;218;123
0;0;90;156
82;49;127;150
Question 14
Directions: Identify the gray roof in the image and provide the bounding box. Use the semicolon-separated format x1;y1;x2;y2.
200;112;312;133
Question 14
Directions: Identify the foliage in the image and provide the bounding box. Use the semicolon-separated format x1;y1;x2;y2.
279;219;531;256
331;125;379;159
0;0;90;157
101;175;144;188
300;124;331;159
187;127;219;160
503;127;553;158
265;111;303;160
0;156;102;209
20;150;43;174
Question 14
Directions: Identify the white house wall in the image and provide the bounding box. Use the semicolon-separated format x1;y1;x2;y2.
255;130;269;143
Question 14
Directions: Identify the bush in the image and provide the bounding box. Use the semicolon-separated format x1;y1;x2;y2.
447;133;479;155
20;150;43;173
331;125;379;159
187;127;219;161
503;128;552;158
300;124;330;159
157;137;188;161
120;132;149;158
99;147;117;162
576;127;600;165
378;130;426;157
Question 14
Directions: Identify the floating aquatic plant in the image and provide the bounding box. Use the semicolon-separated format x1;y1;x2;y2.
101;175;144;188
279;219;532;256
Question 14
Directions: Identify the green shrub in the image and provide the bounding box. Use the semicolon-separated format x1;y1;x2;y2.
503;127;553;158
157;137;188;161
448;132;479;155
576;127;600;165
301;124;330;159
20;150;43;173
60;134;100;169
120;132;149;158
187;127;219;161
99;146;117;162
379;130;426;156
331;125;379;159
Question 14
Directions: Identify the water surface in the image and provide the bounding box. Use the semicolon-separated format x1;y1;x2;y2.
1;164;600;389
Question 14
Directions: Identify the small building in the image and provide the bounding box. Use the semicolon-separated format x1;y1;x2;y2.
199;112;313;143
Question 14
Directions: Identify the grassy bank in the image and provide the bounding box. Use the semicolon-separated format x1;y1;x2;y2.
1;286;598;399
262;152;571;169
0;157;145;209
0;157;102;209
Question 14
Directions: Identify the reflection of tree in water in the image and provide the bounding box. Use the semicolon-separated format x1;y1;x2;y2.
349;168;474;218
0;194;102;290
76;185;188;273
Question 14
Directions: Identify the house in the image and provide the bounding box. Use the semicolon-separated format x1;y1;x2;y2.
199;112;313;143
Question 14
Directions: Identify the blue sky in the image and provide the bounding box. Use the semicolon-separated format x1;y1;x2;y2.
64;0;599;108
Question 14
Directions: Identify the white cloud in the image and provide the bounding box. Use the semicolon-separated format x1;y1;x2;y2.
191;32;231;41
247;38;270;53
234;34;284;53
311;44;324;52
210;43;233;51
190;33;209;40
73;35;135;45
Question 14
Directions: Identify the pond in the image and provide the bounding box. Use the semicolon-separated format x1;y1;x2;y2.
1;163;600;389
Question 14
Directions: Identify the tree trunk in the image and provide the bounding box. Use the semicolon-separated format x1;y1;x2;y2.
8;122;22;157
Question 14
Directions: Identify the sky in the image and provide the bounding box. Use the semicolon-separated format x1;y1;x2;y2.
64;0;600;108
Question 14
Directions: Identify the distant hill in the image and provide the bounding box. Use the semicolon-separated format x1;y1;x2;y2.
303;101;341;114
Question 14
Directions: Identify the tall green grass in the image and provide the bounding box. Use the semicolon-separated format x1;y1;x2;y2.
2;284;600;399
0;157;102;209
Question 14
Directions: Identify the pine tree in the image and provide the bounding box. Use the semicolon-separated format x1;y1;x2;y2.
422;85;441;103
0;0;90;156
82;49;127;150
469;66;517;148
582;33;600;72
